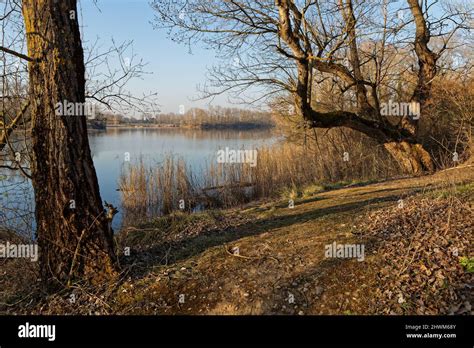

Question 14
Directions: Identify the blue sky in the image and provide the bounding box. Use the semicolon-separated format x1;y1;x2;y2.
79;0;230;114
73;0;452;115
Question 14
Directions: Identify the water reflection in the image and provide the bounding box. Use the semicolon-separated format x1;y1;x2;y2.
1;128;279;232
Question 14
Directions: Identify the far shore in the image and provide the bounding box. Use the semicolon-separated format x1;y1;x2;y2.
88;123;275;131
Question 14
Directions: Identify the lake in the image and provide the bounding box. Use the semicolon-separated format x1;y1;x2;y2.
0;128;279;233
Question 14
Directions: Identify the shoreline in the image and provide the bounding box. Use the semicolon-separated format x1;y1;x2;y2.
88;123;275;131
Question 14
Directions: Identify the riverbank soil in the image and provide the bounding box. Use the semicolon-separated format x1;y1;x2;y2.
2;165;473;314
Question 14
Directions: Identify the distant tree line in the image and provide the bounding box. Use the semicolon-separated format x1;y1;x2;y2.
93;106;275;130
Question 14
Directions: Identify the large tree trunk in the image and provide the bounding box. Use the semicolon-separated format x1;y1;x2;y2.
302;107;435;175
384;141;434;174
293;59;434;175
276;0;437;175
22;0;117;289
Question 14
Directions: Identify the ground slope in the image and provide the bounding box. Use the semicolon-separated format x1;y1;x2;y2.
2;165;472;314
112;165;473;315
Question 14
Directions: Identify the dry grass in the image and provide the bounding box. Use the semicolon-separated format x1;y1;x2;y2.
118;140;401;224
422;79;474;168
0;229;38;314
119;157;198;224
3;164;473;315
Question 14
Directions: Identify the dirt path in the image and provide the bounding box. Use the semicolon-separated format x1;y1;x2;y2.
114;165;474;315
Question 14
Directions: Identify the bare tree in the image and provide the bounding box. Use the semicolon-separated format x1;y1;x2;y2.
152;0;472;174
10;0;118;289
1;0;160;290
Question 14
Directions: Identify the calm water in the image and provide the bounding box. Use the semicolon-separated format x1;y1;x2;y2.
0;128;279;233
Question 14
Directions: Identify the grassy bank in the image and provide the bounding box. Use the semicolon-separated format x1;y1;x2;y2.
2;164;473;315
118;141;400;225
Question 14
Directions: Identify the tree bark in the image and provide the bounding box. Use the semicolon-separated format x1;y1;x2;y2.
22;0;117;289
304;106;435;175
384;141;434;174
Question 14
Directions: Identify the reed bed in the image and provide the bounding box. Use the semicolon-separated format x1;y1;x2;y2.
118;134;400;225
